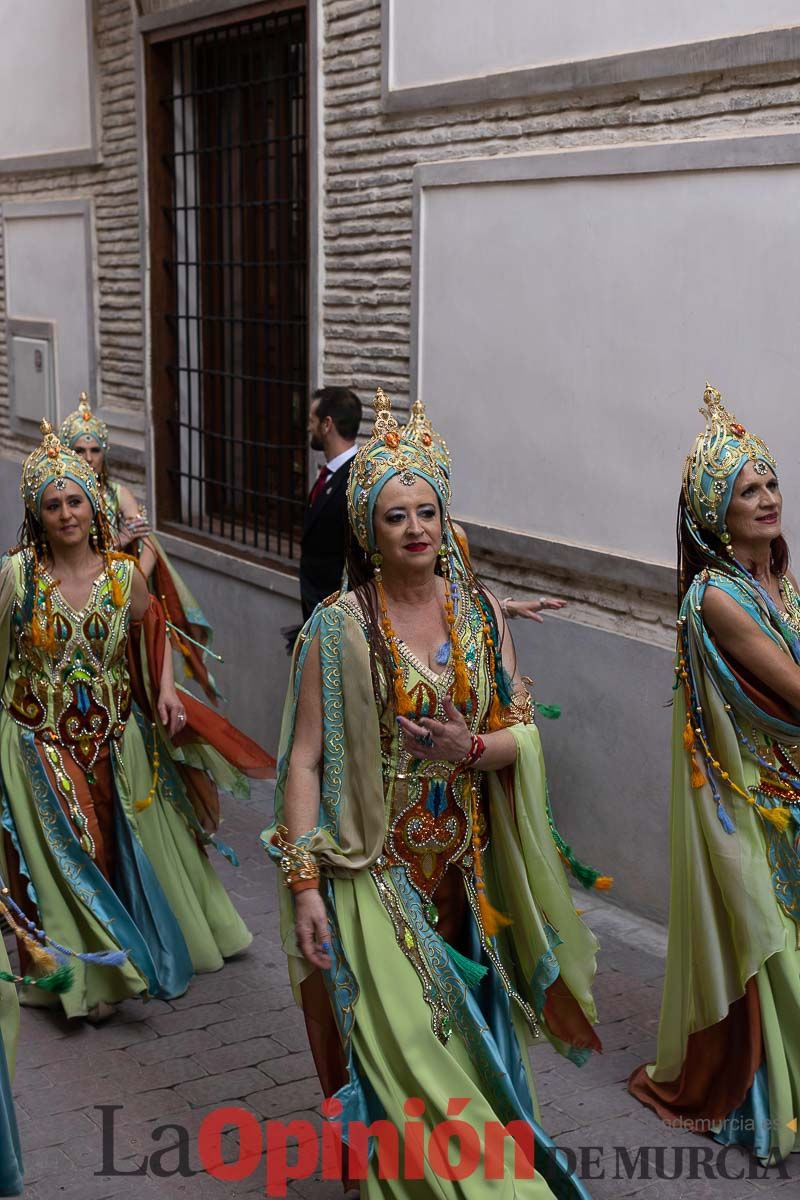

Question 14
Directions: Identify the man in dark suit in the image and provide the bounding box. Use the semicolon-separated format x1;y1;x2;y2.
300;386;362;621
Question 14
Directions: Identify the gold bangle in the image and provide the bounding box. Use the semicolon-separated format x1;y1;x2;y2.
271;824;320;890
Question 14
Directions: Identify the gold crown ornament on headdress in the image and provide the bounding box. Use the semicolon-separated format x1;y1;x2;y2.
346;388;450;553
20;419;100;516
403;397;452;481
683;383;776;537
59;391;109;453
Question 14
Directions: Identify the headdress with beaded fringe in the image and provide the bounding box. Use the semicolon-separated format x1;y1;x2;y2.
683;383;776;538
59;391;109;453
346;387;450;553
21;419;100;516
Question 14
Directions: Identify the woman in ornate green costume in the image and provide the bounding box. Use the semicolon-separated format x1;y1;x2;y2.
630;385;800;1165
0;421;270;1021
265;389;607;1198
60;394;221;702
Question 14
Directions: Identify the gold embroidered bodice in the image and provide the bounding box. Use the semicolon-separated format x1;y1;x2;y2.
4;549;133;769
343;584;497;901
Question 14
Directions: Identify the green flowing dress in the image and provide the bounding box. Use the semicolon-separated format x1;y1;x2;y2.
0;550;251;1018
630;567;800;1164
265;588;602;1198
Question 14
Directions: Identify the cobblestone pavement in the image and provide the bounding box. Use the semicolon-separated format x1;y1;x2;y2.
8;782;798;1199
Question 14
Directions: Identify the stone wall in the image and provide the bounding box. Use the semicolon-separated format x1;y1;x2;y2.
0;0;143;478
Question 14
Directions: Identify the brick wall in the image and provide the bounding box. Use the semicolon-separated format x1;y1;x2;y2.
320;0;800;425
0;0;142;477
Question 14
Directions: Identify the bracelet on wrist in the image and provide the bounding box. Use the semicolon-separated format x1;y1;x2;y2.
270;824;320;892
461;733;486;768
289;878;320;895
500;597;514;619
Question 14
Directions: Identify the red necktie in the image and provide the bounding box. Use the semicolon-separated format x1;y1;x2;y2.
309;464;330;506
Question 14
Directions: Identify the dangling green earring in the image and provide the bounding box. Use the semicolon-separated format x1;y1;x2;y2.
719;530;735;558
371;551;383;578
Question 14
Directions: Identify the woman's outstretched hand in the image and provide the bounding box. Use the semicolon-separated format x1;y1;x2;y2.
397;697;472;762
294;889;332;970
506;597;567;623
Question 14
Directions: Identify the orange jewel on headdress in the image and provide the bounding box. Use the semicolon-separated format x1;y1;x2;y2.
47;447;58;458
385;431;400;448
82;411;91;422
422;432;432;446
730;423;746;437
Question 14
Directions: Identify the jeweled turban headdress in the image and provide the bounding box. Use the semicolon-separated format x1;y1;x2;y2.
683;383;776;537
346;387;450;553
403;397;452;482
59;391;109;453
21;419;100;516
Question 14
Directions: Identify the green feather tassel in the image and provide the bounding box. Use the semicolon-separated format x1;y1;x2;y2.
536;703;562;719
0;963;74;994
32;964;75;993
444;941;489;989
544;788;611;889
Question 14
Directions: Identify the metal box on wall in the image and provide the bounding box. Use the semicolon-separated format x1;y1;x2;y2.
8;319;56;429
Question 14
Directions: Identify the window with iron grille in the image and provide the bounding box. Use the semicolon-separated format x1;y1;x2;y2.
146;4;308;566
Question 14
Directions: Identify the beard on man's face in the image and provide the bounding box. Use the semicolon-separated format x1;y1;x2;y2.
309;432;324;452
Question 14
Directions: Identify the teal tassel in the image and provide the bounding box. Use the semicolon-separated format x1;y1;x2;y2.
544;789;605;889
444;941;489;989
497;665;514;708
537;704;561;719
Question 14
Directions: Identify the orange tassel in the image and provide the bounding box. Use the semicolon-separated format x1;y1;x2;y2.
476;606;508;730
690;759;706;789
376;575;414;716
477;890;513;937
106;555;125;608
453;653;471;707
470;782;511;936
392;669;413;717
683;720;694;752
594;875;614;890
487;692;506;732
442;570;471;708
